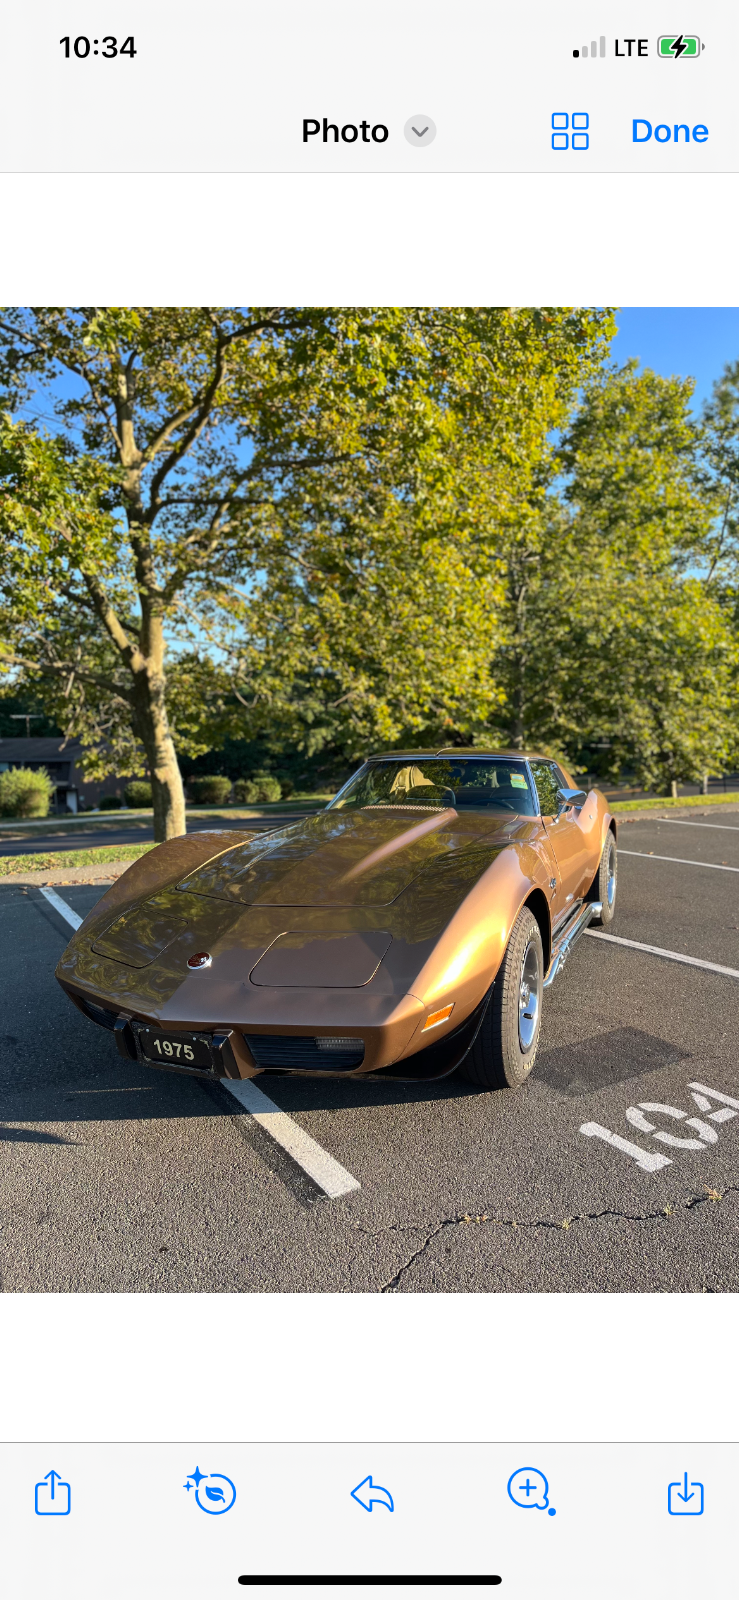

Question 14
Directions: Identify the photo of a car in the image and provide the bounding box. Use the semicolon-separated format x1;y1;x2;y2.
56;750;616;1092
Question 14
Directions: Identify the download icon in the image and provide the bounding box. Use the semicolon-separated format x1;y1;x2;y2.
668;1473;704;1515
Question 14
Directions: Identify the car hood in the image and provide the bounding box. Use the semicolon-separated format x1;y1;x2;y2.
173;806;517;908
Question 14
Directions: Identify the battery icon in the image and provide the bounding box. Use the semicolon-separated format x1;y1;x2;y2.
658;34;701;58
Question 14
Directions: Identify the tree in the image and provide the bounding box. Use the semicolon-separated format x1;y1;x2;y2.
0;306;442;837
228;307;616;760
0;306;614;834
0;689;60;739
702;360;739;774
479;360;735;791
703;359;739;584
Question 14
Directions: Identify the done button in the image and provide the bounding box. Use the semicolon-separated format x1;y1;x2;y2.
633;119;708;143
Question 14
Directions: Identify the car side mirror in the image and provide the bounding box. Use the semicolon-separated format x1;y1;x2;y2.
557;787;588;812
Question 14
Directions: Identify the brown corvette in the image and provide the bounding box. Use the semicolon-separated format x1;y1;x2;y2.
56;751;617;1092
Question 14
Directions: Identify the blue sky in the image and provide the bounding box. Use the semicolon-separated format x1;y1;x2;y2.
19;307;739;434
611;307;739;411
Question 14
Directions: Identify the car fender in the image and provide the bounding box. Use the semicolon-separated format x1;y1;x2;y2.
398;841;552;1058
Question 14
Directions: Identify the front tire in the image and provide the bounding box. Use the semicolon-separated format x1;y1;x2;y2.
459;907;543;1090
589;831;617;926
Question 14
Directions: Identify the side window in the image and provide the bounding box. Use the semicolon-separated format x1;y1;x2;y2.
529;760;562;817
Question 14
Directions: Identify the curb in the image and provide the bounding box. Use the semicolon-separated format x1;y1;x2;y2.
615;802;739;823
0;863;128;886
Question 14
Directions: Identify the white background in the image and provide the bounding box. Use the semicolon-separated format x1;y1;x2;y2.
3;1292;738;1442
1;173;738;304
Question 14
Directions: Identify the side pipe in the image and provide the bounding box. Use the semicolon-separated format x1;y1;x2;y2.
543;901;602;989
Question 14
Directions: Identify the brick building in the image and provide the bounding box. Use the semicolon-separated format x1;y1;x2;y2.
0;737;135;813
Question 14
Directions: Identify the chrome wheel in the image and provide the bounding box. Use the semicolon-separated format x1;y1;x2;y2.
518;939;541;1052
606;841;617;908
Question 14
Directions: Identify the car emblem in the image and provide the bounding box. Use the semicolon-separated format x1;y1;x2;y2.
187;952;212;969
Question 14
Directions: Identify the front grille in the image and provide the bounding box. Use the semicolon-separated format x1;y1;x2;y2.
79;998;118;1031
244;1034;365;1072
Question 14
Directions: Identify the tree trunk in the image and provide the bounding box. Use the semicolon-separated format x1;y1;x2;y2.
508;577;528;751
670;779;678;800
508;656;526;750
137;708;186;840
131;661;186;841
149;727;186;841
702;771;709;795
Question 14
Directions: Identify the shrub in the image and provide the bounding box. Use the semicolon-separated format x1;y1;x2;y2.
276;775;294;798
99;794;122;810
233;774;282;804
186;774;232;805
124;780;152;808
0;765;54;819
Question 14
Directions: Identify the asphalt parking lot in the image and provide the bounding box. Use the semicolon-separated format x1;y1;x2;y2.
1;812;738;1294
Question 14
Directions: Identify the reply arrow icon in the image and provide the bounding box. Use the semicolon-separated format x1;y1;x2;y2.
351;1475;395;1512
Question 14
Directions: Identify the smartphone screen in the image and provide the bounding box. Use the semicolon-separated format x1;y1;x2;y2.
0;3;737;1595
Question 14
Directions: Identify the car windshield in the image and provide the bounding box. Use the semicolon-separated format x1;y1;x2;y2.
328;758;537;815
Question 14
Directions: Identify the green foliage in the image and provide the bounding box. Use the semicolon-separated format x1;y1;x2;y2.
473;360;736;791
99;794;122;809
0;764;54;817
0;305;615;803
0;691;60;739
186;774;232;804
1;307;736;804
233;774;282;803
228;307;616;760
702;360;739;771
123;780;152;807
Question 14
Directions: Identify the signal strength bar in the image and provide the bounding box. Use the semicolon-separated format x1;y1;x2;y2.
573;37;606;58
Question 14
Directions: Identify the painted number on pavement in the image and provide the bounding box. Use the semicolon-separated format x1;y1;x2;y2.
580;1083;739;1173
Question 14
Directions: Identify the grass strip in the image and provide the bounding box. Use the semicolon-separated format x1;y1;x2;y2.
0;797;330;834
0;842;156;876
610;792;739;813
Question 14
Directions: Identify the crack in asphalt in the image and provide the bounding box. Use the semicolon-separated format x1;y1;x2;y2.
364;1183;739;1292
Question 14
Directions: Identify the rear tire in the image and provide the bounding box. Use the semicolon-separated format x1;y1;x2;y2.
589;832;617;927
459;907;543;1090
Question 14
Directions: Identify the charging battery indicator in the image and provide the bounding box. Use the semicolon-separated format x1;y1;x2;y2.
658;34;701;58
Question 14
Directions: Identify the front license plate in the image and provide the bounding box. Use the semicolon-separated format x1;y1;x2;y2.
139;1028;212;1069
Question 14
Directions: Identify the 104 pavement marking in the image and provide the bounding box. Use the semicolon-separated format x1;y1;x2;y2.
581;1084;739;1174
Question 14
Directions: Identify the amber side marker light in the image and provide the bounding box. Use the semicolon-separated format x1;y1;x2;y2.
422;1003;455;1032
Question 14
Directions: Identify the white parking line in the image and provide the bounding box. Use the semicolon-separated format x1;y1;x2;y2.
42;886;361;1201
222;1077;361;1199
651;817;739;832
619;849;739;873
586;928;739;980
39;885;83;930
